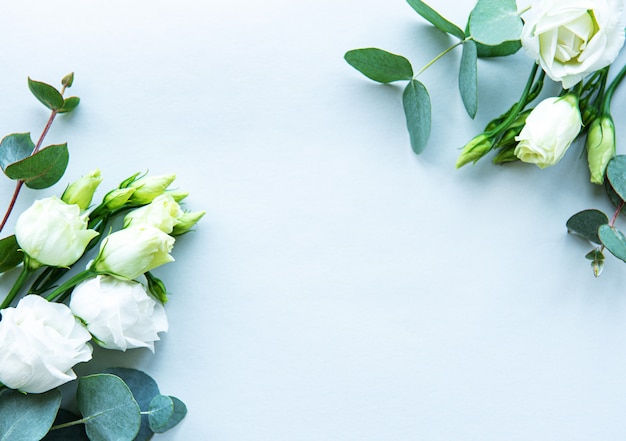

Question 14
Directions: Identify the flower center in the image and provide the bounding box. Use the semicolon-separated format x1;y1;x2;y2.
554;11;598;63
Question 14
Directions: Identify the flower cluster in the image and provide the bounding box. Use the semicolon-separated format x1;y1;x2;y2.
0;171;204;394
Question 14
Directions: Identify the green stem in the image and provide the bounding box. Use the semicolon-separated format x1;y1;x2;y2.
415;40;465;77
45;269;96;302
50;418;88;431
602;62;626;114
0;264;34;309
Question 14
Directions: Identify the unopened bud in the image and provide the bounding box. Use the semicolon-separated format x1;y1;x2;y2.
61;169;102;210
456;134;493;168
586;115;615;185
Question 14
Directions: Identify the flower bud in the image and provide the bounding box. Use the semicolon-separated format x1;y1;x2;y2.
456;134;493;168
586;115;616;185
171;210;206;236
514;94;582;168
128;173;176;205
492;147;519;164
61;169;103;210
124;194;184;234
70;275;168;352
103;187;135;211
0;295;92;393
91;226;175;280
165;189;189;202
15;196;99;268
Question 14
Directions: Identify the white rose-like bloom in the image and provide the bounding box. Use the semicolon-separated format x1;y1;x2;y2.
91;226;175;280
514;94;582;168
521;0;625;89
15;196;99;268
70;275;168;352
0;295;92;393
123;194;183;234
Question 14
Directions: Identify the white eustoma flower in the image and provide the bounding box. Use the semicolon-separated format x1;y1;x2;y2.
514;94;582;168
520;0;625;88
70;275;168;352
124;194;184;234
15;196;99;268
91;226;175;280
0;295;92;393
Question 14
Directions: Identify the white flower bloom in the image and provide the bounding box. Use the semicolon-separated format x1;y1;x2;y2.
0;295;92;393
521;0;625;88
514;94;582;168
70;275;168;352
91;226;175;280
124;194;184;234
15;196;99;268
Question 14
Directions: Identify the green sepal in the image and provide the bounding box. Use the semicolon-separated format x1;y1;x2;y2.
59;97;80;114
405;0;465;40
566;209;609;245
459;40;478;118
5;143;69;189
344;48;413;83
468;0;523;46
0;235;23;273
28;78;64;111
402;79;431;154
0;388;62;441
0;133;35;173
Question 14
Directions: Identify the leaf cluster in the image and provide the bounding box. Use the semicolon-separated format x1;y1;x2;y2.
344;0;522;153
0;368;186;441
567;155;626;276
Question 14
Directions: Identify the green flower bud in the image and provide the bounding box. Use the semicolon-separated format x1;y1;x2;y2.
165;189;189;202
61;169;103;210
103;188;135;210
128;173;176;205
456;134;493;168
492;147;519;164
172;210;206;236
586;115;615;185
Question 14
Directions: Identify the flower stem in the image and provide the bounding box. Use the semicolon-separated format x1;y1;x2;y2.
602;62;626;114
46;269;96;302
0;264;34;309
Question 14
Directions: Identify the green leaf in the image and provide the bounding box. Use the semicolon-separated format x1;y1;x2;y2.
566;209;609;245
59;97;80;114
599;225;626;262
28;78;64;111
5;143;69;189
459;40;478;118
103;368;159;441
77;374;141;441
475;40;521;57
0;133;35;173
405;0;465;40
468;0;523;46
0;388;61;441
585;248;605;277
43;409;89;441
0;235;23;273
402;79;431;154
149;396;187;434
607;155;626;201
344;48;413;83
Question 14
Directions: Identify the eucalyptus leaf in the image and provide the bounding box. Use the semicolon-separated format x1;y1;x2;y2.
28;78;64;111
607;155;626;201
402;79;431;154
59;97;80;114
149;396;187;434
566;209;609;244
605;178;624;208
0;133;35;173
103;368;159;441
585;248;605;277
599;225;626;262
43;409;89;441
405;0;465;39
344;48;413;83
77;374;141;441
475;40;521;57
459;40;477;118
468;0;522;46
0;388;61;441
0;235;23;273
5;143;69;189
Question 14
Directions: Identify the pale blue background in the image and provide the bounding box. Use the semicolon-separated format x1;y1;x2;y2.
1;0;626;439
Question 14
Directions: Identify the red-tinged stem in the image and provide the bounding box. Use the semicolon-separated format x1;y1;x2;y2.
609;201;624;227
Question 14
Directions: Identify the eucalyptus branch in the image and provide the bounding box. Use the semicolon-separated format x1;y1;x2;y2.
415;40;465;77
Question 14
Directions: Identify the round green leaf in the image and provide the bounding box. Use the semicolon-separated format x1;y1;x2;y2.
475;40;521;57
0;133;35;173
59;97;80;114
403;79;431;154
468;0;522;46
149;396;187;434
0;388;61;441
77;374;141;441
28;78;64;111
566;209;609;245
599;225;626;263
607;155;626;202
0;235;23;273
5;143;69;189
345;48;413;84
